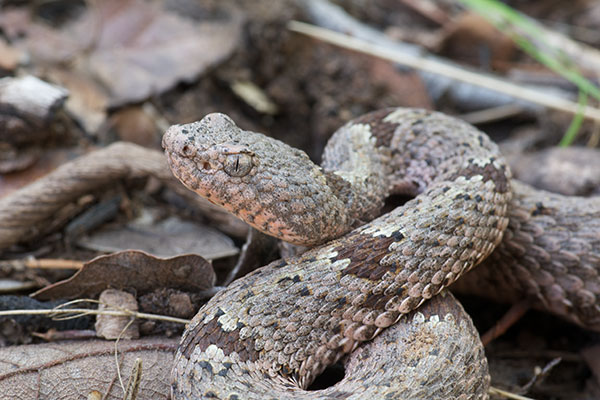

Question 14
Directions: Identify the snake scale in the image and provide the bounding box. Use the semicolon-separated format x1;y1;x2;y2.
162;108;600;399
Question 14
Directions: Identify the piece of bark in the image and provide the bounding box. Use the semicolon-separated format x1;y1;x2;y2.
95;289;139;340
0;75;69;172
0;75;68;138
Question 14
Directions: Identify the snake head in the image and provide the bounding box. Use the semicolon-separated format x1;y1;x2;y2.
162;113;350;245
164;113;255;175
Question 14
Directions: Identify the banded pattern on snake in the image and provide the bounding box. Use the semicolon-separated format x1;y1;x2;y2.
162;108;600;399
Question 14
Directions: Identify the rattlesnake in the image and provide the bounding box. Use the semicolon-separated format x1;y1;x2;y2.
163;108;600;399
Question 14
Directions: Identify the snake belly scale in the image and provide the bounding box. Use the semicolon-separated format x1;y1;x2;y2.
163;108;515;399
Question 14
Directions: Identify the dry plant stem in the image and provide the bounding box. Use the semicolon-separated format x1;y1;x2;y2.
447;0;600;72
115;318;139;394
0;142;245;252
488;386;536;400
24;258;84;270
460;104;526;125
480;300;531;346
0;308;190;325
301;0;583;113
123;358;143;400
288;21;600;122
528;17;600;73
519;357;561;394
31;329;97;341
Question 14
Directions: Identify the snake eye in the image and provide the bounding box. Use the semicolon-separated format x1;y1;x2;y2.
223;153;253;177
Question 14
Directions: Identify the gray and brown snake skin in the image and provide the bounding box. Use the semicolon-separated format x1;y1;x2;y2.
162;108;600;399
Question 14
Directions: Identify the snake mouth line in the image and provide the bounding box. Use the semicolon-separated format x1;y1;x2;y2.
165;151;205;192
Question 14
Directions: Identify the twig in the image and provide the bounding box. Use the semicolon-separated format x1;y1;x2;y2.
24;258;84;270
520;357;561;393
460;104;526;125
488;386;536;400
0;307;190;325
116;318;138;395
288;21;600;122
481;300;530;346
123;358;143;400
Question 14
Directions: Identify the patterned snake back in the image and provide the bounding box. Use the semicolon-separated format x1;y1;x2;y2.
163;108;520;398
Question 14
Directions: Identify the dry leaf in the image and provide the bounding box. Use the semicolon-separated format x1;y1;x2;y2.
33;250;215;300
76;215;239;260
109;106;159;148
437;12;516;70
0;337;177;400
0;0;244;128
82;0;244;105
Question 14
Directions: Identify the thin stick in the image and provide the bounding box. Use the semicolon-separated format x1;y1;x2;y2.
481;300;530;346
116;318;138;394
288;21;600;122
123;358;143;400
24;258;84;270
0;308;190;325
488;386;536;400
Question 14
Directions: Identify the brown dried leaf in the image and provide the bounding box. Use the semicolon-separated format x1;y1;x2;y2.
0;337;177;400
109;106;159;148
1;0;243;107
85;1;243;105
33;250;215;300
436;12;516;71
76;215;239;260
46;68;109;133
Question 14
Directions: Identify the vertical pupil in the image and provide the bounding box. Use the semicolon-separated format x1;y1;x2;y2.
235;156;240;170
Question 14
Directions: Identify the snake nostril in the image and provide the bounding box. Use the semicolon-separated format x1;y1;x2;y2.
181;144;189;154
203;162;211;170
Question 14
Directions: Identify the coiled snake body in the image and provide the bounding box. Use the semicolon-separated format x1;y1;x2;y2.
163;108;600;399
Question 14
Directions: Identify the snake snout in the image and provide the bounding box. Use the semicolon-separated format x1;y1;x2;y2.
163;125;197;159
